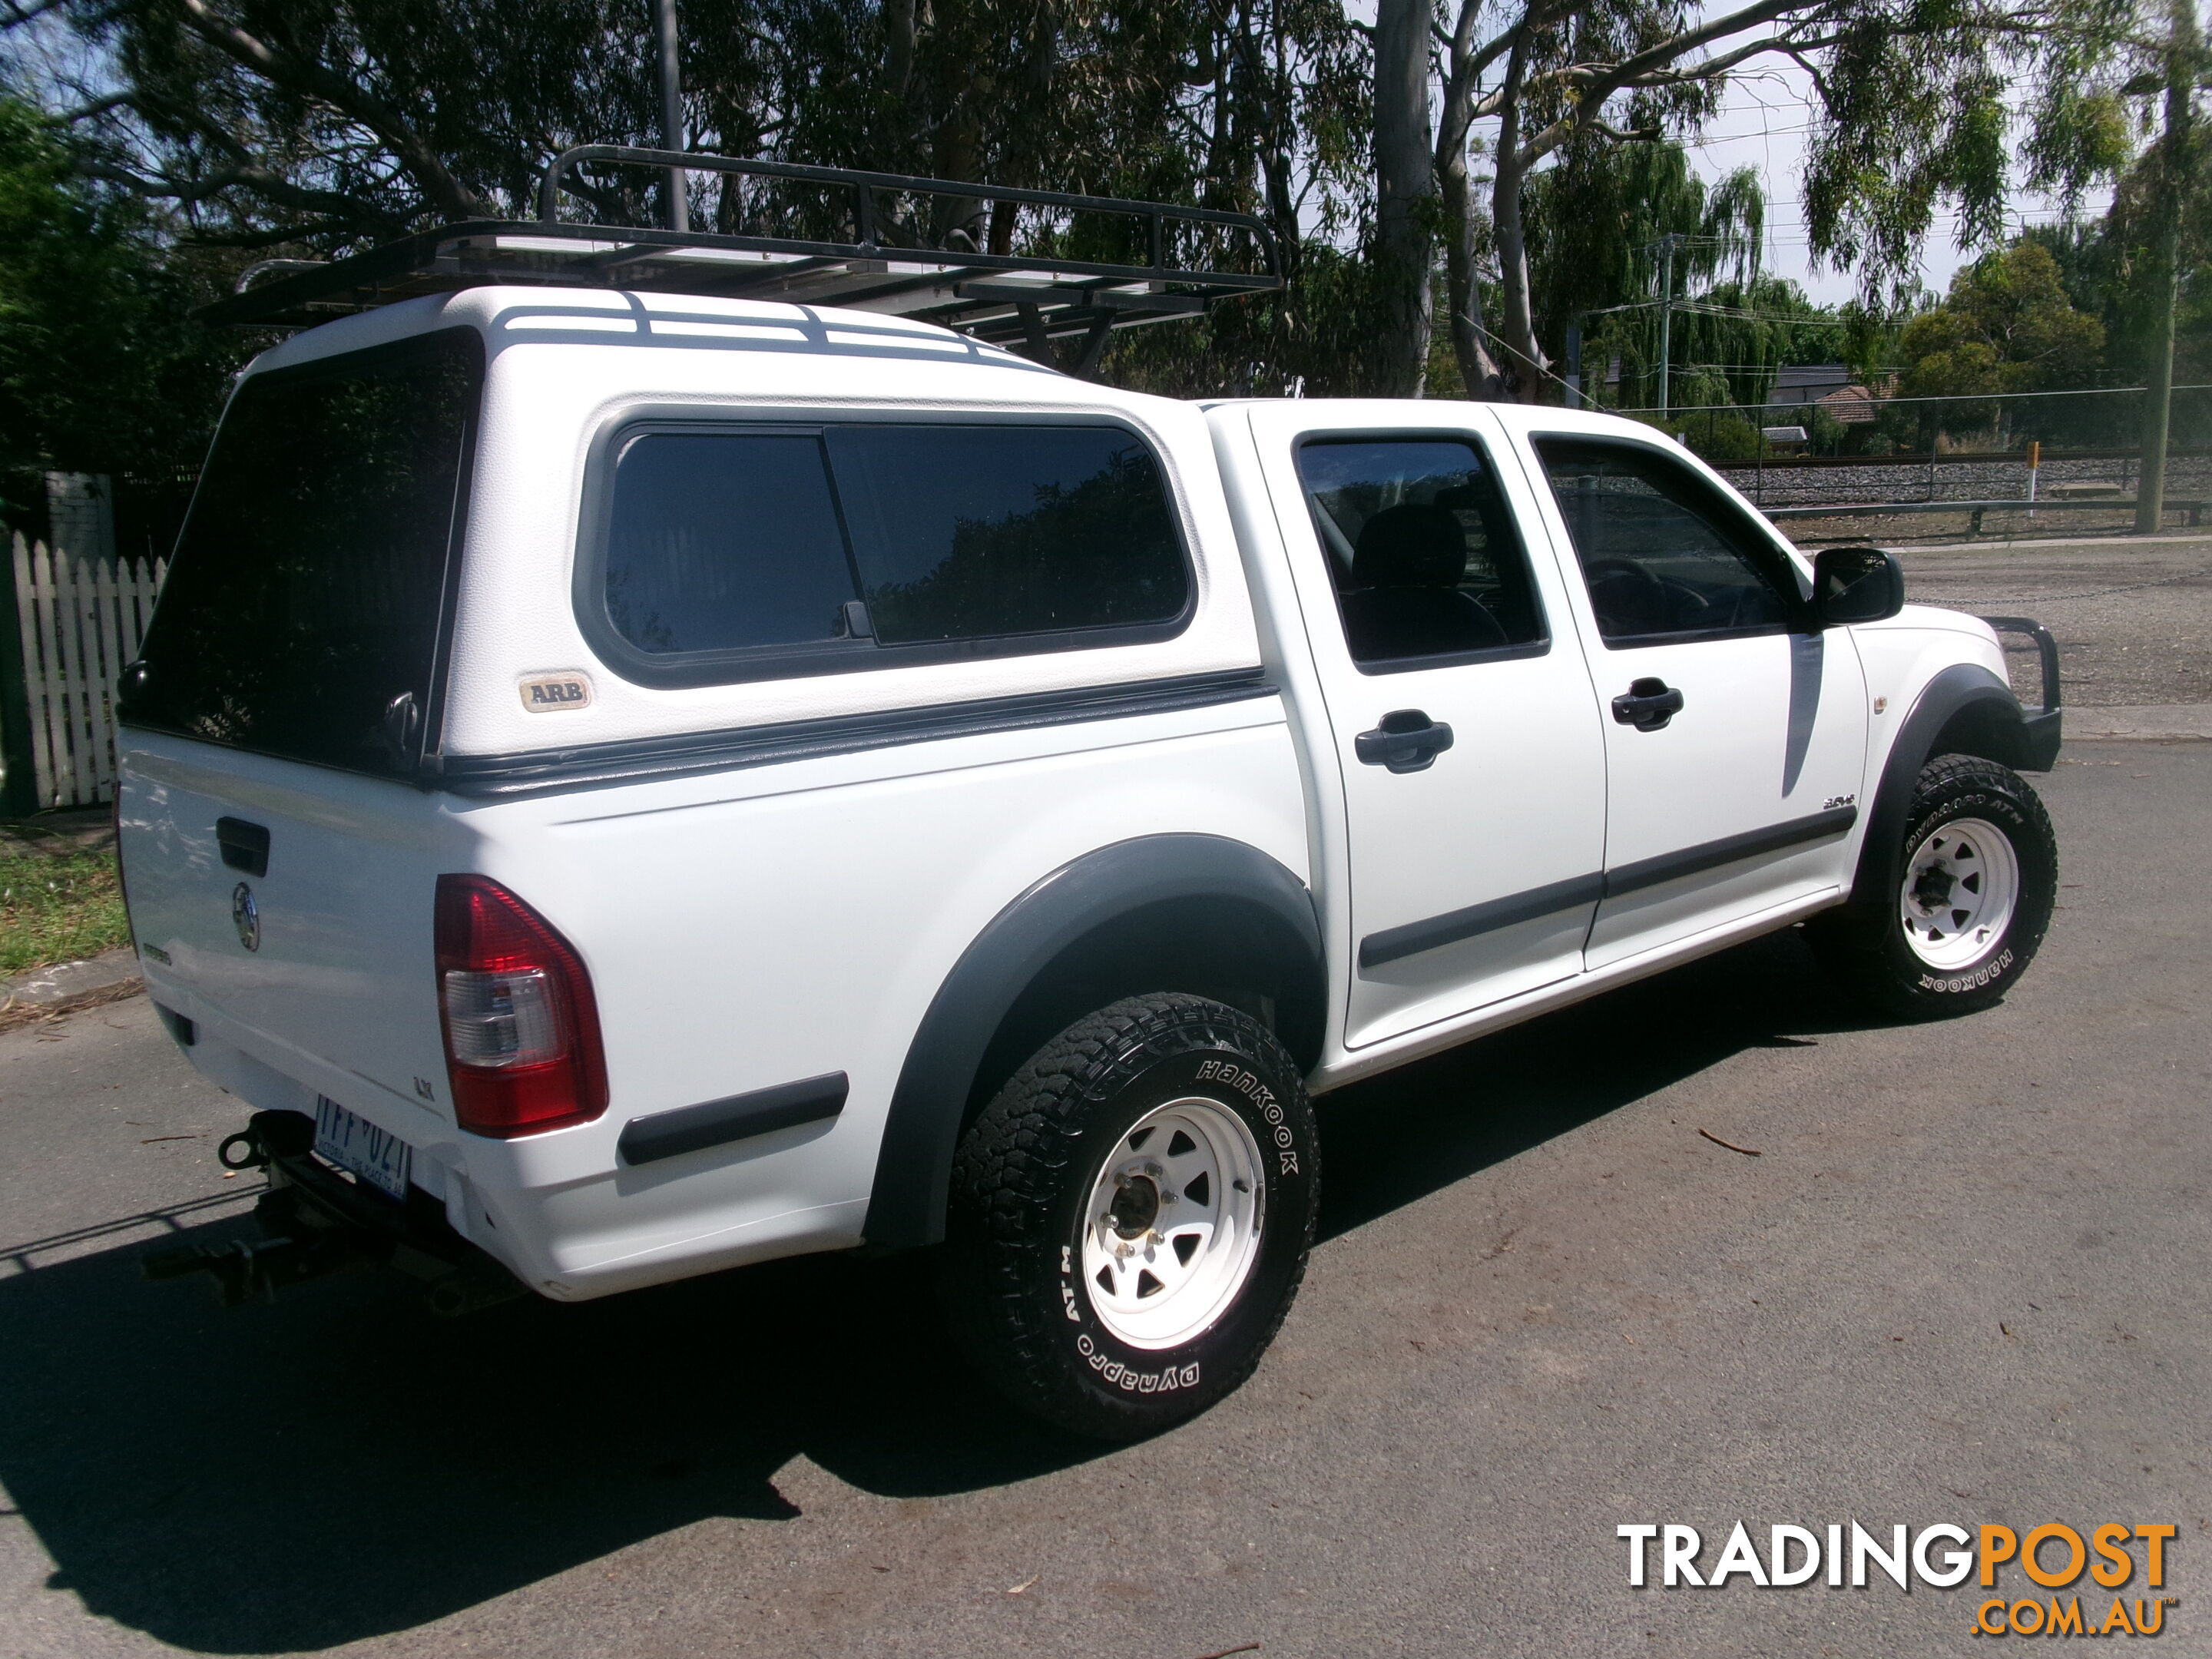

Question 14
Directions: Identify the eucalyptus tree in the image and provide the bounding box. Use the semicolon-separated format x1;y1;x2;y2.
1415;0;2088;402
24;0;1370;386
2023;0;2206;525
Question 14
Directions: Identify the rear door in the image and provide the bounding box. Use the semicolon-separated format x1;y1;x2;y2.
1246;404;1608;1049
116;327;482;1105
1522;432;1867;970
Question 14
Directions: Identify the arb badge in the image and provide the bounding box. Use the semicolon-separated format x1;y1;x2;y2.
518;672;594;713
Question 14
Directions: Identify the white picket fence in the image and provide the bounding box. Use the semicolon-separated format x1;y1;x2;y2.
10;534;166;810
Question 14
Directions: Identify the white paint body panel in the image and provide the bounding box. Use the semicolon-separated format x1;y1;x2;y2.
114;300;2028;1301
1488;408;1869;965
1235;401;1608;1048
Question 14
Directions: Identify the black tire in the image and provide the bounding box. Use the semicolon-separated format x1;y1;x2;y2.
1810;753;2057;1018
935;993;1318;1440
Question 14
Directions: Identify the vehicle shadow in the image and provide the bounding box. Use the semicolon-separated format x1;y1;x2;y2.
1313;923;1889;1240
0;925;1885;1652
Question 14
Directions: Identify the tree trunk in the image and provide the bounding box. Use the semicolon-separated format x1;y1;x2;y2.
1488;56;1547;402
2135;0;2198;533
1372;0;1435;397
1435;3;1503;399
1440;145;1505;398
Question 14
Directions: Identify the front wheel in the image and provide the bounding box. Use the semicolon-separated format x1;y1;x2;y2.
1810;753;2057;1017
935;994;1318;1440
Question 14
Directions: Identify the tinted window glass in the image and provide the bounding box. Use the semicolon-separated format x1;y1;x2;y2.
128;329;478;777
603;433;857;654
1296;438;1545;667
824;426;1186;644
1535;438;1797;644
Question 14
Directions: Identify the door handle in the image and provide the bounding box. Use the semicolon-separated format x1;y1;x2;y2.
1356;709;1455;773
1611;677;1684;732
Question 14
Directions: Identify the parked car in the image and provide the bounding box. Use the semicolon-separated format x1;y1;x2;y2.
121;167;2060;1439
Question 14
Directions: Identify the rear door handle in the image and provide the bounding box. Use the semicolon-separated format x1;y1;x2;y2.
1355;710;1455;773
1611;677;1684;732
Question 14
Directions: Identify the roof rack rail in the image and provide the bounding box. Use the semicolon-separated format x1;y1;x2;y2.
198;145;1282;367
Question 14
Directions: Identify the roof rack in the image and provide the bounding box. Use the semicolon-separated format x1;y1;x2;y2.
199;145;1282;369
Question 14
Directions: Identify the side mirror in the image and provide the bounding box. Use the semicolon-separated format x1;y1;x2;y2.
1810;545;1904;626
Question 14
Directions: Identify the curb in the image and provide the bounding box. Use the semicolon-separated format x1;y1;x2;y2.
0;947;144;1031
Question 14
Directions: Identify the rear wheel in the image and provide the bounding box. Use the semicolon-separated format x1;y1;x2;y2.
936;993;1317;1440
1811;753;2056;1017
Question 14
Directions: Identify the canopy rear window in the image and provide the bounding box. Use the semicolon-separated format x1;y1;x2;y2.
125;329;481;777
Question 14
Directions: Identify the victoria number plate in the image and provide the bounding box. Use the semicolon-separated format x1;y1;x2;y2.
313;1095;412;1201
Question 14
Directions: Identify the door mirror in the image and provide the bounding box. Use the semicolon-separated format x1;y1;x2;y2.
1810;545;1904;626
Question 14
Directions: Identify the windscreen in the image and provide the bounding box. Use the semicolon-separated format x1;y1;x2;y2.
126;328;481;777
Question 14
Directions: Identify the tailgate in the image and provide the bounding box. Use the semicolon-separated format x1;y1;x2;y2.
111;323;483;1124
119;733;455;1118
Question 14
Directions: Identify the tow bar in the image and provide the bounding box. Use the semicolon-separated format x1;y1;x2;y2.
144;1109;526;1316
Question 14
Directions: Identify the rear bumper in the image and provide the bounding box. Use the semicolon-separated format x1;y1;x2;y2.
154;996;870;1300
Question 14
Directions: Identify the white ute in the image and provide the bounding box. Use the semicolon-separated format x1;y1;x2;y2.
121;159;2061;1437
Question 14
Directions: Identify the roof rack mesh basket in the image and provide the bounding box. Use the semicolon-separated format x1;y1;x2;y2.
203;146;1282;371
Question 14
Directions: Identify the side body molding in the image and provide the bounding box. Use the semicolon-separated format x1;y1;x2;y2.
863;834;1323;1247
1847;663;2024;909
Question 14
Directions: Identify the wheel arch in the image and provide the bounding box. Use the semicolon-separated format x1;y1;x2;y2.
1848;663;2028;909
862;833;1323;1247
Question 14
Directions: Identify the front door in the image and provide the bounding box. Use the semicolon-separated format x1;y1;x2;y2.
1523;432;1869;971
1247;405;1609;1049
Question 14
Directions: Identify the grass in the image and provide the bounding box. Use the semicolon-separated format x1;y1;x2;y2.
0;840;130;975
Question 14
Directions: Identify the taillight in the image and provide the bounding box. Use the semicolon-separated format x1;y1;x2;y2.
434;875;608;1137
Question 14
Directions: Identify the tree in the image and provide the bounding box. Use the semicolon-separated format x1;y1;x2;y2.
1891;240;2106;445
0;97;241;531
1523;139;1767;407
1411;0;2099;402
27;0;1376;391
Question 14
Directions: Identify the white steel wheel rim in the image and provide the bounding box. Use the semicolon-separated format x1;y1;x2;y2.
1081;1095;1267;1351
1899;816;2020;970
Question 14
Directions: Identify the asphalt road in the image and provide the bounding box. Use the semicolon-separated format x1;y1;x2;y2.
3;743;2207;1659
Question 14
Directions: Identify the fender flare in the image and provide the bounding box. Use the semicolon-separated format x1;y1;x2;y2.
862;833;1322;1247
1846;663;2023;909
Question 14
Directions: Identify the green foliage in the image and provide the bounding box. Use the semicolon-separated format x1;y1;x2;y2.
1525;141;1766;394
0;839;127;975
1899;241;2107;396
1894;240;2108;442
56;0;1378;392
8;0;2184;419
0;98;243;529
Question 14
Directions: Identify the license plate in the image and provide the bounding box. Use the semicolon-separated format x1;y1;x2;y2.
314;1095;412;1200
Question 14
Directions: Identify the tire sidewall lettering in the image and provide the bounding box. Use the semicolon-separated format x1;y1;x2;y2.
1873;759;2056;1012
1048;1034;1314;1411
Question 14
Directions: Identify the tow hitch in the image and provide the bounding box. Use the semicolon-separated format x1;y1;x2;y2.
144;1110;526;1316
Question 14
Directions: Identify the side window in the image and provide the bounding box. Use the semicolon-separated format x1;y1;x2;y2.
1293;437;1547;671
824;426;1187;644
1535;437;1801;645
593;422;1190;682
604;432;858;654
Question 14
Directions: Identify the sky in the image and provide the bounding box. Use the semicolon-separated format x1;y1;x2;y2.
1682;60;2114;308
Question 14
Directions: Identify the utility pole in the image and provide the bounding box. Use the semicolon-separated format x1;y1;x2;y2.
2135;0;2200;535
1656;233;1682;417
655;0;687;233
